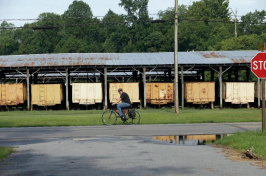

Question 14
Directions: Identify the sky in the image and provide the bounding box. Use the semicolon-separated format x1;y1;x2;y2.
0;0;265;27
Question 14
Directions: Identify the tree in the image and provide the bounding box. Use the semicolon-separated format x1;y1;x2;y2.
177;0;232;51
144;31;166;52
239;10;266;35
119;0;149;20
62;0;93;39
55;35;89;53
188;0;230;20
59;0;104;53
0;21;18;55
214;34;260;50
102;10;130;53
31;13;61;53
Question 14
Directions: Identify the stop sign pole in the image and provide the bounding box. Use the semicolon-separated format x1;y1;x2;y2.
251;52;266;132
262;80;265;132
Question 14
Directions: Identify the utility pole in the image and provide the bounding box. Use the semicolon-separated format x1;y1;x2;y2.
234;8;238;37
174;0;179;113
230;8;238;37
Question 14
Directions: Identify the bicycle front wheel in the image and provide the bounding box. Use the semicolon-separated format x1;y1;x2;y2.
102;110;117;125
126;110;140;125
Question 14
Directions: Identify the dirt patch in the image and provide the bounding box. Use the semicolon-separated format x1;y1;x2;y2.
213;145;266;170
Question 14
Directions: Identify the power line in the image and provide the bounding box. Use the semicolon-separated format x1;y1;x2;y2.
2;12;262;22
0;18;265;30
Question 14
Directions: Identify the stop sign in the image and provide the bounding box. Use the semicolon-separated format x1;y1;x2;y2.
251;53;266;78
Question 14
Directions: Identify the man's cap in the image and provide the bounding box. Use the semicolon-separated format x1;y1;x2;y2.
118;88;123;92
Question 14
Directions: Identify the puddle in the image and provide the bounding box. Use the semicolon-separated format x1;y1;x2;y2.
151;134;231;146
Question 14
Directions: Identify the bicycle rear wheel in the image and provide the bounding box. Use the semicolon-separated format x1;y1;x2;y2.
126;110;140;125
102;110;117;125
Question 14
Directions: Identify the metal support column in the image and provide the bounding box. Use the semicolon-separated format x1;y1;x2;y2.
235;70;239;81
27;69;30;111
258;78;261;108
143;67;146;109
33;72;38;84
168;68;172;82
228;70;231;81
246;68;250;81
201;69;205;81
104;68;108;110
133;71;138;82
66;69;69;110
0;71;4;83
219;67;223;109
211;70;214;81
181;66;184;110
262;79;266;132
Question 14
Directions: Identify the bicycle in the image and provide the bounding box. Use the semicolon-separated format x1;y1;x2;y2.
102;105;140;125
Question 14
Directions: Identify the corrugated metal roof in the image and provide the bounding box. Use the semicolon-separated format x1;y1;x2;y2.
0;50;259;68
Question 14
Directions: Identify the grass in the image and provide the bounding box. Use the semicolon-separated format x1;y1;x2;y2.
0;108;262;127
0;146;13;161
216;131;266;160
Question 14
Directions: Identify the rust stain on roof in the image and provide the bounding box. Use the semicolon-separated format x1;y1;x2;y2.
99;57;111;60
47;62;58;66
74;61;82;65
202;52;225;58
231;59;239;63
202;53;211;58
30;62;35;66
10;63;23;67
231;58;247;63
210;52;225;58
239;58;247;63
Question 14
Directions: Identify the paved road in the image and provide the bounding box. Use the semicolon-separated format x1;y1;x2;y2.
0;123;265;176
0;122;262;139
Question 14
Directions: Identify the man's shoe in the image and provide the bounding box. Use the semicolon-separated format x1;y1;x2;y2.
122;115;127;121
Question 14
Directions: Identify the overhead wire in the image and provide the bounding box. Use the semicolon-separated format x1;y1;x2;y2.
0;17;265;30
1;12;264;22
0;9;265;30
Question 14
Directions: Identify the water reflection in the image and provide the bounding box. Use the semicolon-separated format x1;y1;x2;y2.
151;134;229;146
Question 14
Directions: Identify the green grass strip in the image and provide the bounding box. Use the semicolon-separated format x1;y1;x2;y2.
0;146;13;161
216;131;266;160
0;108;262;127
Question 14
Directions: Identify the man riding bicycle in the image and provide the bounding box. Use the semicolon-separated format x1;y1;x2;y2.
112;88;131;121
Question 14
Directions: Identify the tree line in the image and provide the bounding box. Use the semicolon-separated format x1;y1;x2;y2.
0;0;265;55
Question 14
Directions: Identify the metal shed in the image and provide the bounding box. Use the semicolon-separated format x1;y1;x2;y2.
0;50;260;110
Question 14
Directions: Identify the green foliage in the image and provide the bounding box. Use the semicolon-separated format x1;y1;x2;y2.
214;34;263;50
0;22;19;55
239;10;266;35
0;146;13;161
188;0;230;20
0;0;265;55
216;131;266;159
0;108;261;127
119;0;149;20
